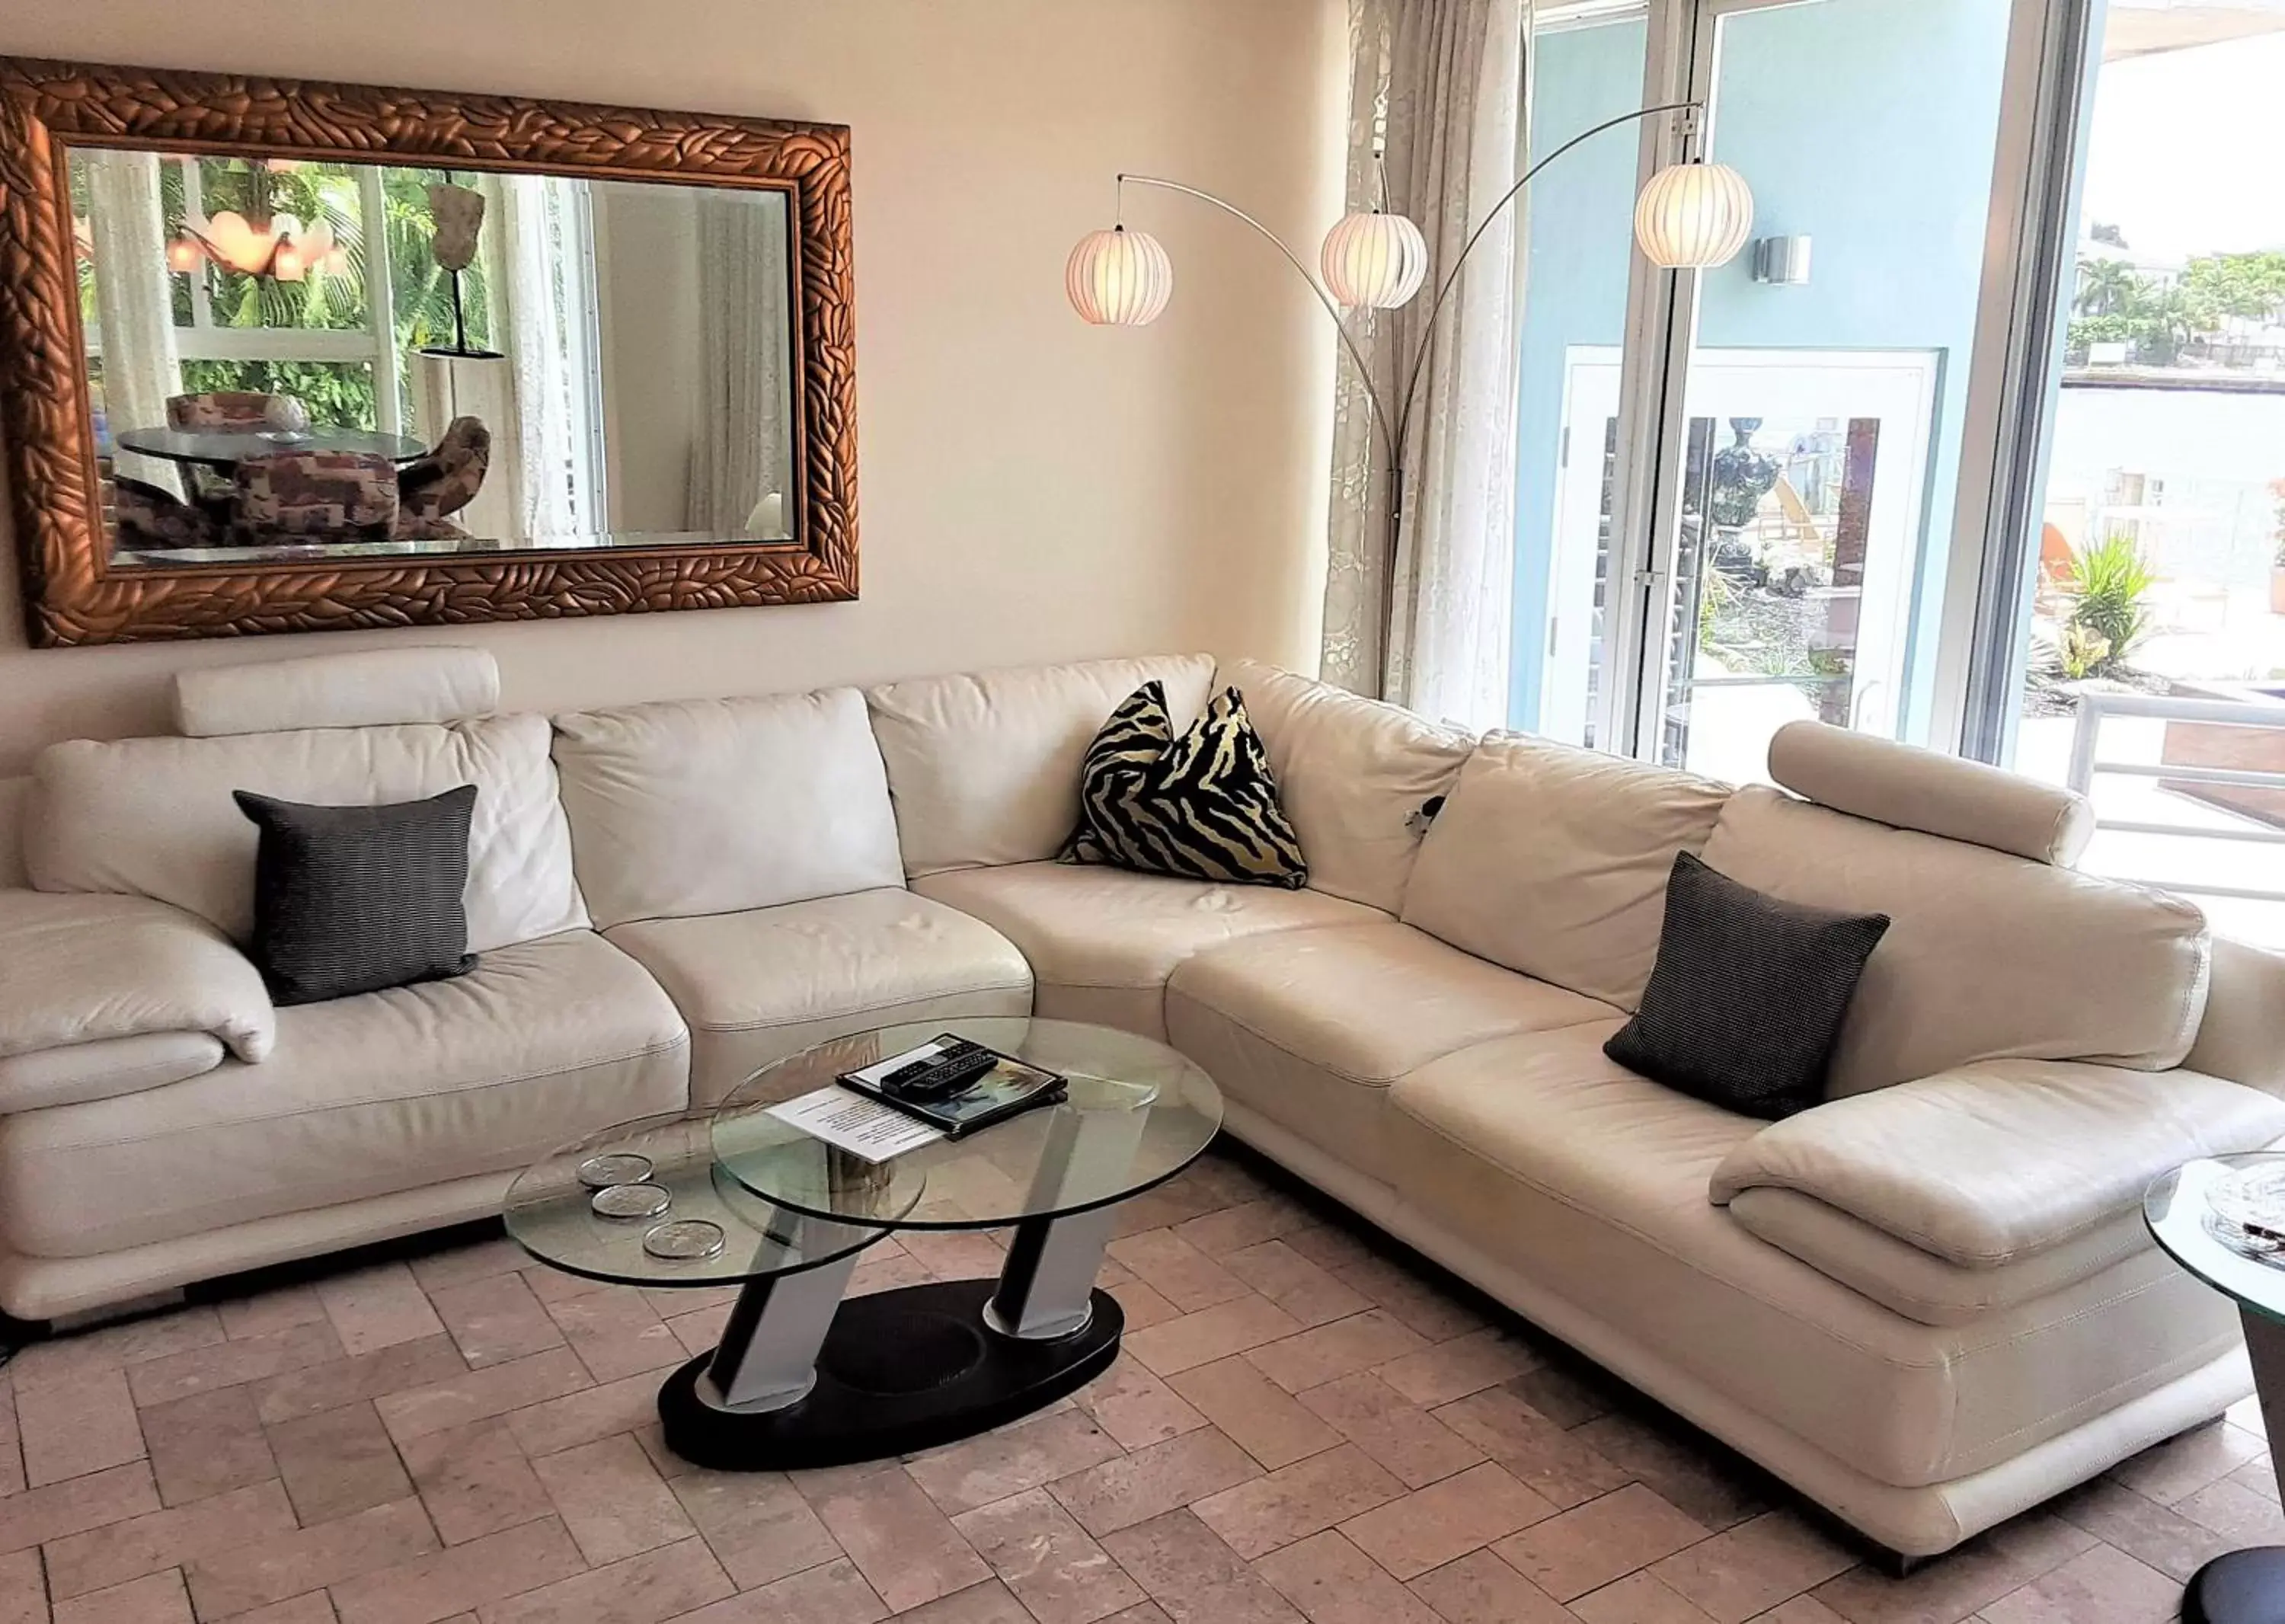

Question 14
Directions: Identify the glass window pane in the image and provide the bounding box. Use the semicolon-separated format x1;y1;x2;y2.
2003;8;2285;943
1652;0;2012;779
1510;8;1651;749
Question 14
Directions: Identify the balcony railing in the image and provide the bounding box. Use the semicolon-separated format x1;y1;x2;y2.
2065;689;2285;904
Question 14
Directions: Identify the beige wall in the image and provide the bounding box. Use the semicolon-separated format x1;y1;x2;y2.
0;0;1342;774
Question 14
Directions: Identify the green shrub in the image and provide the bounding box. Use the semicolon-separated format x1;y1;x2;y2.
2065;536;2154;675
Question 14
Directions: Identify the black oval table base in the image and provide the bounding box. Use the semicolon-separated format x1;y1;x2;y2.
2185;1550;2285;1624
657;1278;1124;1472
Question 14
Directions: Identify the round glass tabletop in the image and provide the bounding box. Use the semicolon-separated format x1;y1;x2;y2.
711;1017;1224;1231
505;1111;906;1288
113;425;431;466
2144;1152;2285;1324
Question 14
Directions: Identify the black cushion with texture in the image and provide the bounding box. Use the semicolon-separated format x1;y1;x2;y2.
1059;680;1308;888
233;785;480;1006
1604;850;1889;1120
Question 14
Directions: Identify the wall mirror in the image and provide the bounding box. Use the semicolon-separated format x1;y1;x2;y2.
0;59;857;645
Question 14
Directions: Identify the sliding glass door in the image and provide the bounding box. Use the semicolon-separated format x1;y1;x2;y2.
1967;0;2285;941
1513;5;1653;750
1516;0;2015;775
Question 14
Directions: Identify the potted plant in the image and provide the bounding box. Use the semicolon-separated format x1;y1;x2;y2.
2270;479;2285;613
2065;535;2154;677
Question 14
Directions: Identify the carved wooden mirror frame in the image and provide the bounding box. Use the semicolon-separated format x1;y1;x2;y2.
0;56;858;647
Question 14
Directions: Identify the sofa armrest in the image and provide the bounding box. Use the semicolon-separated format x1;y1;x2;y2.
1708;1057;2285;1268
0;890;273;1072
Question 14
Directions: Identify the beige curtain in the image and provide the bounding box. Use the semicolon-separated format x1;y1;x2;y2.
687;190;794;537
83;150;184;492
1320;0;1529;730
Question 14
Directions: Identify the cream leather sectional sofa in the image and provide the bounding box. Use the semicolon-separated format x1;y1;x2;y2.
3;644;2283;1560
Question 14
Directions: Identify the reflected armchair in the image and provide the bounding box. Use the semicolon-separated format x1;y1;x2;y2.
395;416;492;540
232;449;399;545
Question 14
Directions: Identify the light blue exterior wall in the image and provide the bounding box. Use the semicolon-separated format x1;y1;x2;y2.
1507;0;2012;740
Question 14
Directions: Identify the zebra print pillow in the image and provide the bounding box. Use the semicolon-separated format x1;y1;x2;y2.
1059;682;1308;888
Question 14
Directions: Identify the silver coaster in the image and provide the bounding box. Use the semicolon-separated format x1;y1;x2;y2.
591;1182;673;1220
577;1152;654;1189
644;1219;726;1261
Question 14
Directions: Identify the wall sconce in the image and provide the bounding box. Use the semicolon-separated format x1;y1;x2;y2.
1750;235;1812;286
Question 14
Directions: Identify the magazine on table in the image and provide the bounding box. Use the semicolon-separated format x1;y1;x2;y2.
838;1034;1068;1139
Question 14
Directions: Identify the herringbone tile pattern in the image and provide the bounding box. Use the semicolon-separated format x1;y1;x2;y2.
0;1146;2262;1622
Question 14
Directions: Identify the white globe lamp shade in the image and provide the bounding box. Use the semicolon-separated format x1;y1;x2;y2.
1321;211;1429;308
1632;161;1754;269
1066;226;1174;326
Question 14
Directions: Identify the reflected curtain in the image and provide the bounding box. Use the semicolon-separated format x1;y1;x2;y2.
687;193;793;535
493;174;605;540
83;149;184;492
1320;0;1529;729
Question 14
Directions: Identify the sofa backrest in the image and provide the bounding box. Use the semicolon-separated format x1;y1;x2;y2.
1702;785;2210;1096
24;714;588;955
2188;935;2285;1098
865;654;1216;877
0;778;26;890
1401;730;1731;1009
552;689;904;929
1226;660;1475;916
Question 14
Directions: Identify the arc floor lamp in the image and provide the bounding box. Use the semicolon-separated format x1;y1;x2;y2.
1066;101;1755;694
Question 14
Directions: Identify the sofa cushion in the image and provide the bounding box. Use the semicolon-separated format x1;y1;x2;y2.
1063;682;1307;888
1226;660;1475;915
1165;922;1617;1179
174;647;500;737
0;932;686;1258
865;654;1216;877
606;889;1033;1106
1701;785;2211;1095
913;862;1382;1041
25;714;587;956
1401;732;1731;1010
1606;853;1889;1120
1724;1188;2157;1328
552;689;904;929
235;786;479;1006
1708;1058;2285;1267
1383;1024;2235;1488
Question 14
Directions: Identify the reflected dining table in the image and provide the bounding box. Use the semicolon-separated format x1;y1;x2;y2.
114;424;430;475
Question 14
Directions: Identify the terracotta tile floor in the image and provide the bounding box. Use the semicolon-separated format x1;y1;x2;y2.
0;1143;2267;1623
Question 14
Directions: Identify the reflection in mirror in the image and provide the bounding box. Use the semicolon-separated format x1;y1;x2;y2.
69;147;797;565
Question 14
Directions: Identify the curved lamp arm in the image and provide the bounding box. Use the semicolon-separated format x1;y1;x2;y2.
1392;99;1700;456
1117;98;1702;481
1115;174;1401;469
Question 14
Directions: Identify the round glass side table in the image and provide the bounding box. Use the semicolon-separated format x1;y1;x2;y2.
503;1111;904;1426
2146;1154;2285;1624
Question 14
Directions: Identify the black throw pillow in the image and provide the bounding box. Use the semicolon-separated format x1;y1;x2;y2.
233;785;481;1006
1059;681;1308;888
1604;851;1889;1120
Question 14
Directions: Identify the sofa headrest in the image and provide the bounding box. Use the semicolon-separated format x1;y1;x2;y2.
173;647;501;737
1766;721;2093;867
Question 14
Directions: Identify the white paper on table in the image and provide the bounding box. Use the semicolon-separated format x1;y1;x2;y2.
764;1084;944;1163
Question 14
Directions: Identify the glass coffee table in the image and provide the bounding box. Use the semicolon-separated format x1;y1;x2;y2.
2145;1154;2285;1624
506;1017;1222;1471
